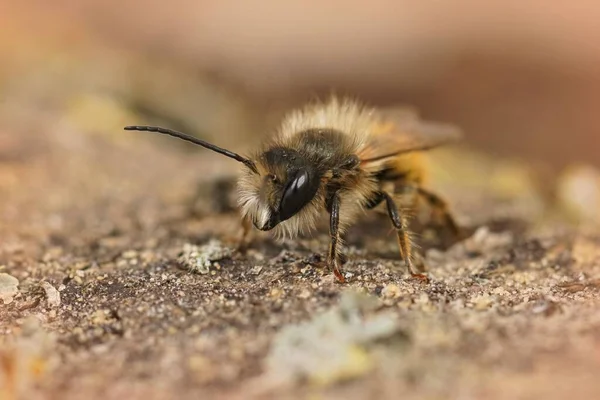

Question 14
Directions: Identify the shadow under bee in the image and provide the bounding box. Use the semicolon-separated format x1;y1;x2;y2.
185;175;529;261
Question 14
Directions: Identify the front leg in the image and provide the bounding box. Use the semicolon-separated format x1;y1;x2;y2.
236;216;253;253
328;191;346;283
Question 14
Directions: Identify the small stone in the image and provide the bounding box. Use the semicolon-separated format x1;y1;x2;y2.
91;309;110;325
122;250;138;259
472;294;493;310
381;283;400;299
250;265;263;275
531;300;562;316
0;272;19;304
250;251;265;261
454;226;513;256
41;282;61;308
178;240;233;274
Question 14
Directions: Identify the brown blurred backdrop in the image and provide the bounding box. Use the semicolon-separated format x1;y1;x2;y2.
2;1;600;170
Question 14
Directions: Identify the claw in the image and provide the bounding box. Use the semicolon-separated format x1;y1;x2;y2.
333;268;346;283
410;273;430;283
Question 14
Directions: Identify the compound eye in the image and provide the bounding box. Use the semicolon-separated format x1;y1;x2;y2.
279;169;317;221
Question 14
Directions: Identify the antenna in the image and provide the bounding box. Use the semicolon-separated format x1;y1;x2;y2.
124;125;258;174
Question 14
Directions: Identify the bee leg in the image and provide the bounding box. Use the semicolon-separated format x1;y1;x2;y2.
382;192;429;282
364;191;386;210
328;192;346;283
236;216;253;253
415;187;462;237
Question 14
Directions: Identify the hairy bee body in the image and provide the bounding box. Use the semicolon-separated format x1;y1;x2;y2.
238;109;378;241
236;97;461;281
126;96;461;283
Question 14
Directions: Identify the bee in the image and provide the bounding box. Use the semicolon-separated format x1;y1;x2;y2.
124;97;462;283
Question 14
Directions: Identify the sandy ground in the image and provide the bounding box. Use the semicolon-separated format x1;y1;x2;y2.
1;121;600;400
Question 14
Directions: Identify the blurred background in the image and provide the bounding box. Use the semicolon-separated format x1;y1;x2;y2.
2;1;600;224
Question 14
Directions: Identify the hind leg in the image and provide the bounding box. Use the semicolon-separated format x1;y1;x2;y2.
381;192;429;282
414;187;462;237
394;183;461;238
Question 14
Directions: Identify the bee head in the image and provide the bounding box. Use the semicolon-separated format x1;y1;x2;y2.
121;125;323;239
237;147;322;236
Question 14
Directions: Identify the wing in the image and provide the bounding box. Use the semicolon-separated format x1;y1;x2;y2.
358;106;463;166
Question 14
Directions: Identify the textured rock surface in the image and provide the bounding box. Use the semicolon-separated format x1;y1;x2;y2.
1;125;600;400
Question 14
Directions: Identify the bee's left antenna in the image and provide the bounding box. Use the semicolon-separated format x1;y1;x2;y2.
124;125;258;174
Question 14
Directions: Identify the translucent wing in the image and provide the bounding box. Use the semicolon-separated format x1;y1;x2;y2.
359;106;463;165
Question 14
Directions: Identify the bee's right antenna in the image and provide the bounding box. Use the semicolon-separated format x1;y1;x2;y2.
124;125;258;174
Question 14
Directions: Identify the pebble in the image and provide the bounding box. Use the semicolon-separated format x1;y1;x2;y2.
41;281;61;308
381;283;400;299
0;272;19;304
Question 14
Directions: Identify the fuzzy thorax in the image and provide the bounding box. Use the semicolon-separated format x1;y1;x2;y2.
236;96;379;241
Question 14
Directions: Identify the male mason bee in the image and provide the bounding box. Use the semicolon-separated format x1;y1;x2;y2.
125;97;462;283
